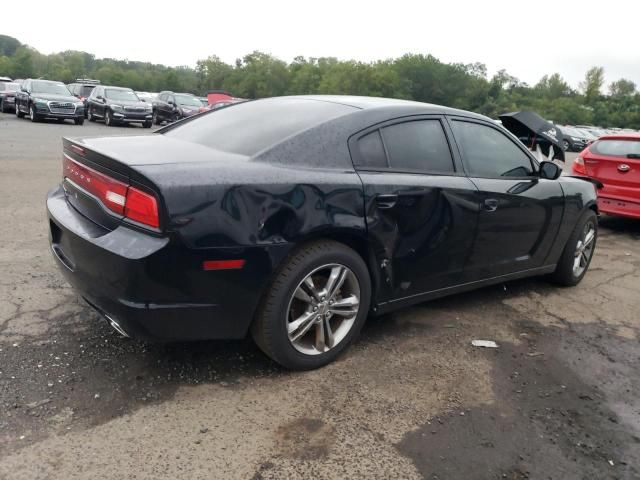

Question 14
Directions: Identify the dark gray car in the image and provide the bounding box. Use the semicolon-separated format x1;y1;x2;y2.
87;86;152;127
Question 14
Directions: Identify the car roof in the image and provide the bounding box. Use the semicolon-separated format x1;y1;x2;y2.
599;133;640;141
276;95;491;121
31;79;64;84
104;86;134;91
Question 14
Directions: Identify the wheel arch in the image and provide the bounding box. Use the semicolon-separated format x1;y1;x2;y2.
252;230;382;330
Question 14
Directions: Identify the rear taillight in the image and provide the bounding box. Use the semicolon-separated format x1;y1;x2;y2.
573;155;586;175
124;187;159;228
63;154;160;229
63;154;127;214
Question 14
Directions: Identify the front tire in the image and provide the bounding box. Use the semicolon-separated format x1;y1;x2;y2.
29;105;39;122
549;210;597;286
152;111;161;125
0;99;5;113
562;139;571;152
105;109;113;126
88;107;96;122
251;240;371;370
16;103;24;118
74;117;84;125
143;121;152;128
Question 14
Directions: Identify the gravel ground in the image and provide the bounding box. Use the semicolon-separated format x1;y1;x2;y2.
0;113;639;479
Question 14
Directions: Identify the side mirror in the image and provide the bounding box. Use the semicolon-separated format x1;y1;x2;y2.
539;161;562;180
21;87;28;93
168;100;174;106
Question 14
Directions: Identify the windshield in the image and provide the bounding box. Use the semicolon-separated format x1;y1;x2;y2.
105;89;140;102
163;97;355;156
577;129;597;140
561;126;584;138
31;81;71;96
175;94;202;107
591;139;640;157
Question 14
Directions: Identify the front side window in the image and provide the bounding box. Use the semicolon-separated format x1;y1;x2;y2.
452;121;534;177
381;120;454;173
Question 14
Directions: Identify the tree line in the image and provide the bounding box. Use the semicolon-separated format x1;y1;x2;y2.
1;34;639;128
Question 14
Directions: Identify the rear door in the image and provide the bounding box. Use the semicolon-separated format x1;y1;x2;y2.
353;116;480;303
447;117;564;279
157;93;168;119
93;86;106;116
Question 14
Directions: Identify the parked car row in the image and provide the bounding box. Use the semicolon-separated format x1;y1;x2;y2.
557;124;640;152
0;76;238;127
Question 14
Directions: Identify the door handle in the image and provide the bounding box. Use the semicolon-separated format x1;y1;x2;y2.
484;198;499;212
375;194;398;209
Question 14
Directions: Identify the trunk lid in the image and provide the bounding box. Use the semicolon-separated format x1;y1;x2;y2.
61;135;249;232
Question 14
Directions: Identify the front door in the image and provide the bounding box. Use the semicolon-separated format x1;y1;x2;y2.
352;116;480;303
447;117;564;279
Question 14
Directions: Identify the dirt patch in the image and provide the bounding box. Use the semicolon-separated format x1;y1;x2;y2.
276;418;334;460
397;320;640;480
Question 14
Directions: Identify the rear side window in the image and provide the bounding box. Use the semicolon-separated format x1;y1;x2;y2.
357;131;388;168
381;120;454;173
164;98;356;156
452;121;534;177
591;139;640;157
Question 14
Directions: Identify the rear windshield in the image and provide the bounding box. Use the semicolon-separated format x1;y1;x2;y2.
163;98;355;156
80;85;96;97
591;139;640;157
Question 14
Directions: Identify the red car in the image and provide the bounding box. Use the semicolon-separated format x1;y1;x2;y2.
572;133;640;218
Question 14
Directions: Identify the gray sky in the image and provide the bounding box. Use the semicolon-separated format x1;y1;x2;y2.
5;0;639;89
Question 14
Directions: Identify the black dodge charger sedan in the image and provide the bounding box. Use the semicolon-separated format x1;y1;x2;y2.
47;96;598;370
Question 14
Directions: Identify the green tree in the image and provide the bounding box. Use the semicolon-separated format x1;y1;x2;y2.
609;78;636;98
580;66;605;104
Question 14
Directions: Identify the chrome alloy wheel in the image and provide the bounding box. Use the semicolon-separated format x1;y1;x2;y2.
286;263;361;355
573;221;596;277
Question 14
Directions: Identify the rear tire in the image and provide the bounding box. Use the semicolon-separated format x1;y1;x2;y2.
549;210;597;286
0;100;5;113
251;240;371;370
152;111;160;125
16;103;24;118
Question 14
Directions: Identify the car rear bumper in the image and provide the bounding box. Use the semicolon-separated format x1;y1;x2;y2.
598;196;640;219
47;185;287;341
